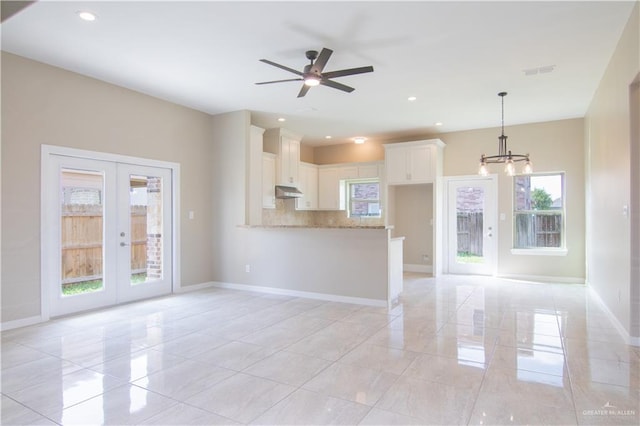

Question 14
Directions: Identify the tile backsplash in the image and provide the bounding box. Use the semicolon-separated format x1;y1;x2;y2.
262;199;384;227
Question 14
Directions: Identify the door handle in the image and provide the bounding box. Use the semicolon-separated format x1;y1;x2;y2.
120;242;130;247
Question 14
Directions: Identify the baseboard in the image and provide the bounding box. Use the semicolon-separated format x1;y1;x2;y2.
1;315;44;331
588;285;639;347
211;281;387;307
175;281;216;293
497;273;585;284
2;282;216;331
404;264;433;274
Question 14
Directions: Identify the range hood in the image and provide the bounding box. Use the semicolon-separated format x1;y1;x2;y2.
275;185;303;199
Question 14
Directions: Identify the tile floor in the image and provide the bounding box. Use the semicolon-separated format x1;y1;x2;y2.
2;274;639;425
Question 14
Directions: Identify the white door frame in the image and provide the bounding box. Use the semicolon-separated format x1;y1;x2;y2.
41;145;181;320
443;174;498;276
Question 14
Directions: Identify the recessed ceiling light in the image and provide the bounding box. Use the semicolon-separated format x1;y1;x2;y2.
434;122;443;126
353;137;367;144
408;96;417;101
77;11;97;21
325;136;332;139
277;117;286;122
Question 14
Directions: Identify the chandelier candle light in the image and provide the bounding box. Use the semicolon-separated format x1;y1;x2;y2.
479;92;533;176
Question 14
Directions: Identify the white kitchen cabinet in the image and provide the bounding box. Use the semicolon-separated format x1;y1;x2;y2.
318;167;341;210
248;125;266;225
384;140;444;185
262;152;276;209
296;162;318;210
263;128;301;187
339;166;358;180
357;164;380;179
317;161;383;211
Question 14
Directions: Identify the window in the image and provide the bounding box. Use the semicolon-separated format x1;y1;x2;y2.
347;179;381;218
513;173;565;251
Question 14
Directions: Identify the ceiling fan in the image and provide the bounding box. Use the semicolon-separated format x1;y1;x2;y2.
255;48;374;98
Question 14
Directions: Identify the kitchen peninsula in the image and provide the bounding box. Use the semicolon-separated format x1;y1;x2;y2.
233;224;402;307
218;125;416;307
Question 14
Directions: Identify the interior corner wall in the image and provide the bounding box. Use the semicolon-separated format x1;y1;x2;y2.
1;52;215;323
210;110;251;284
585;2;639;340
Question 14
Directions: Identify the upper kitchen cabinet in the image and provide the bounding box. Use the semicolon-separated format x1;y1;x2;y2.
384;139;445;185
248;125;266;225
297;162;318;210
263;128;301;187
318;167;341;210
262;152;276;209
317;161;383;211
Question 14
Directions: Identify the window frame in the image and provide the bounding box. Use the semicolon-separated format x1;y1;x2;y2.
511;172;568;256
346;178;382;219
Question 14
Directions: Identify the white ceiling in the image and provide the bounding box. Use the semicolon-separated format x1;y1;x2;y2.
1;0;636;146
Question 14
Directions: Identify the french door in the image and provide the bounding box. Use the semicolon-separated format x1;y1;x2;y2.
446;176;497;275
44;154;173;317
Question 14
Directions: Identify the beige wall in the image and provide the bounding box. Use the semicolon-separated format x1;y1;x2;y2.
392;184;434;268
300;143;315;163
313;141;385;164
314;118;586;281
211;110;251;285
585;3;639;339
1;53;215;322
441;119;586;281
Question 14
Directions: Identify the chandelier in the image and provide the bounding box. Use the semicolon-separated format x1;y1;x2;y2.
479;92;532;176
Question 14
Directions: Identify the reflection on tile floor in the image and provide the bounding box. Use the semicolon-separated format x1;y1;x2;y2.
2;274;639;425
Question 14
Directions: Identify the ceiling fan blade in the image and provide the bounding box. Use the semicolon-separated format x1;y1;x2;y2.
297;84;311;98
310;48;333;74
322;66;374;79
320;79;355;93
259;59;304;76
255;78;303;85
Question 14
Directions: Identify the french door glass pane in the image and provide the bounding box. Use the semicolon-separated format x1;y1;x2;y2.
456;187;485;264
60;169;104;296
129;174;163;285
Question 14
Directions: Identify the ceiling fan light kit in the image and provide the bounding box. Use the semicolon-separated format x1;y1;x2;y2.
479;92;533;176
256;48;374;98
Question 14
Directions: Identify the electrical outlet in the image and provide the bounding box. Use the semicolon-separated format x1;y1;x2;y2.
422;254;430;262
245;264;251;273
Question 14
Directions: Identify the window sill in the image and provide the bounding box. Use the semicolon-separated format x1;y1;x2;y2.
511;248;568;256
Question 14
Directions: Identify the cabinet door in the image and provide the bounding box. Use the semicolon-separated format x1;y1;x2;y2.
409;145;433;182
358;164;379;178
385;148;408;184
339;166;358;180
318;168;340;210
280;136;300;186
262;154;276;208
306;164;318;209
296;163;318;210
